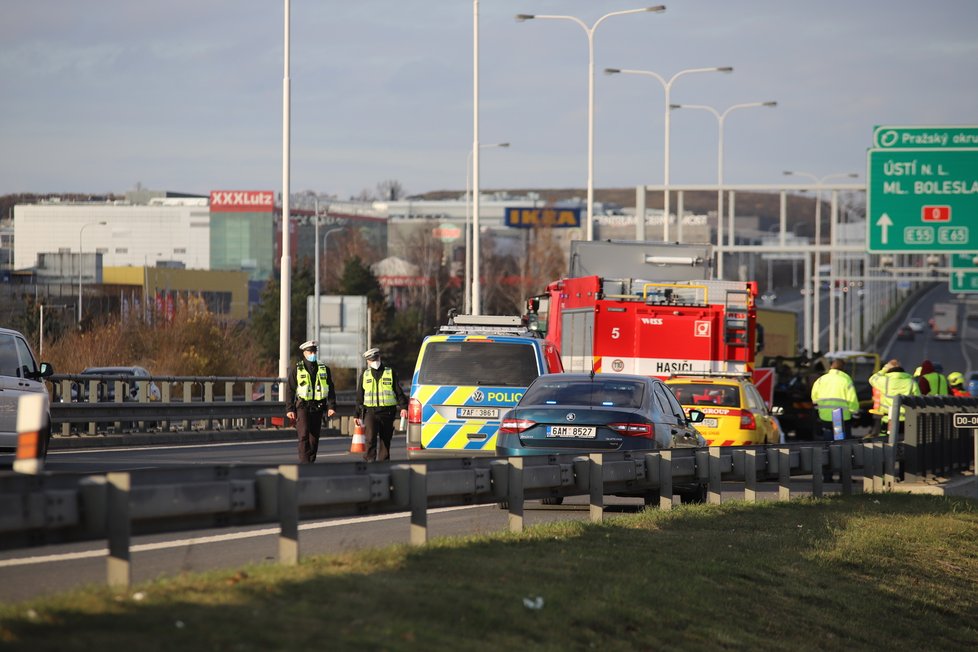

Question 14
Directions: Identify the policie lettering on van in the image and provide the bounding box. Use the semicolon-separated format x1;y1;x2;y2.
407;332;562;458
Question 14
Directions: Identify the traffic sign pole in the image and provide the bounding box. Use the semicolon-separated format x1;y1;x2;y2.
952;413;978;497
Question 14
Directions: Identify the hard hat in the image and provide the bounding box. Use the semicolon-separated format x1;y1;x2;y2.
948;371;965;386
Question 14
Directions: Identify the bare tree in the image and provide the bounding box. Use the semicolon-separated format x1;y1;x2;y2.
376;179;406;202
476;228;567;316
352;188;375;202
478;233;522;316
400;227;457;333
523;226;567;300
317;227;383;294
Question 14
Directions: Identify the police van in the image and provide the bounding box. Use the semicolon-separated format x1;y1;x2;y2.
407;314;563;458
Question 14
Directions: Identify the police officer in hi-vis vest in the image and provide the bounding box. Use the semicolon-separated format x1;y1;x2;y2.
356;348;408;462
286;340;337;463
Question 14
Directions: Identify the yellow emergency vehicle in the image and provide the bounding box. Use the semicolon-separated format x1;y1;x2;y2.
665;374;783;446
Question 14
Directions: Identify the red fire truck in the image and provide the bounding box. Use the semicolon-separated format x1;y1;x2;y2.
526;275;758;380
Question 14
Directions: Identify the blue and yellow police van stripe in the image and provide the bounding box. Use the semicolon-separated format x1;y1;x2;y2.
412;384;525;452
409;333;539;456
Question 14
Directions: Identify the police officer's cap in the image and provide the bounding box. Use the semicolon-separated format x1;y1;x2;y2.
363;347;381;360
299;340;318;352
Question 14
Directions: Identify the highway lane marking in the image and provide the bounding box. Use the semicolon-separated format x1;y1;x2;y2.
0;504;489;569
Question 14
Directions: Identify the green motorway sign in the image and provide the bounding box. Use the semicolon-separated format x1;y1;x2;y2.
950;252;978;293
867;148;978;252
874;125;978;149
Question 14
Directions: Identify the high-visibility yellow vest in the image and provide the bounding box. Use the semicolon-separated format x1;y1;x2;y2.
870;371;920;422
362;367;397;408
922;371;948;396
296;363;330;402
810;369;859;421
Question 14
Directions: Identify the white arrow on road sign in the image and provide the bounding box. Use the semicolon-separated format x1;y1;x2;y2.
876;213;893;245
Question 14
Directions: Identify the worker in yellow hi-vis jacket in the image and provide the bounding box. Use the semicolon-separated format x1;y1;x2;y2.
811;358;859;440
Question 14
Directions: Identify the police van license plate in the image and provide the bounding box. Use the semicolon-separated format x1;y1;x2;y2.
457;407;499;419
701;418;718;429
547;425;596;438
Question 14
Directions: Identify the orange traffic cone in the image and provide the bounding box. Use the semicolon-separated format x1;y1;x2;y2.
350;419;366;454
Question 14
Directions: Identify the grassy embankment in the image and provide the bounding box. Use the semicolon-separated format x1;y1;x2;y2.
1;493;976;651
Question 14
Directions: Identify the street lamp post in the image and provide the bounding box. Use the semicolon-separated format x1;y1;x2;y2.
315;225;343;348
783;170;858;354
670;101;777;279
77;221;106;326
472;0;481;316
467;142;509;315
39;304;71;359
516;6;665;242
604;66;732;237
279;0;292;401
313;198;328;345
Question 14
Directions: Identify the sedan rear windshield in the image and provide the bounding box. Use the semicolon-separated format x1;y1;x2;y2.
418;341;540;387
522;380;645;409
669;383;739;407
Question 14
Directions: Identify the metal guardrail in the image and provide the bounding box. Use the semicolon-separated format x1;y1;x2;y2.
9;390;973;589
900;396;978;482
50;401;291;434
1;440;907;588
48;373;358;404
45;374;358;435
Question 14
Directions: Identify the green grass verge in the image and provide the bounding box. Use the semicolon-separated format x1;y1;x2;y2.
2;493;977;651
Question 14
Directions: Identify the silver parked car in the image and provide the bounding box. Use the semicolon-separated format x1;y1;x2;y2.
74;366;162;402
0;327;54;455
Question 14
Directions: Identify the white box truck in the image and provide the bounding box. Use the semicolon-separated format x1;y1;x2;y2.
931;302;959;340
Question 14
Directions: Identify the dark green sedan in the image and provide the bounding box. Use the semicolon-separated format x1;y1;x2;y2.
497;373;705;455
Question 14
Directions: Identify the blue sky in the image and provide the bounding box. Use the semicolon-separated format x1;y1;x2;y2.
2;1;976;198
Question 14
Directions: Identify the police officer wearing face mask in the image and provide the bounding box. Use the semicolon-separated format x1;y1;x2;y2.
286;340;337;463
356;348;408;462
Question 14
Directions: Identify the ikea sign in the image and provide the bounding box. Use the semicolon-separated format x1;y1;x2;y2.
504;207;582;229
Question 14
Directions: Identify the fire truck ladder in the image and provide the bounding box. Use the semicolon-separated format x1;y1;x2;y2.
638;283;709;305
724;289;751;348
